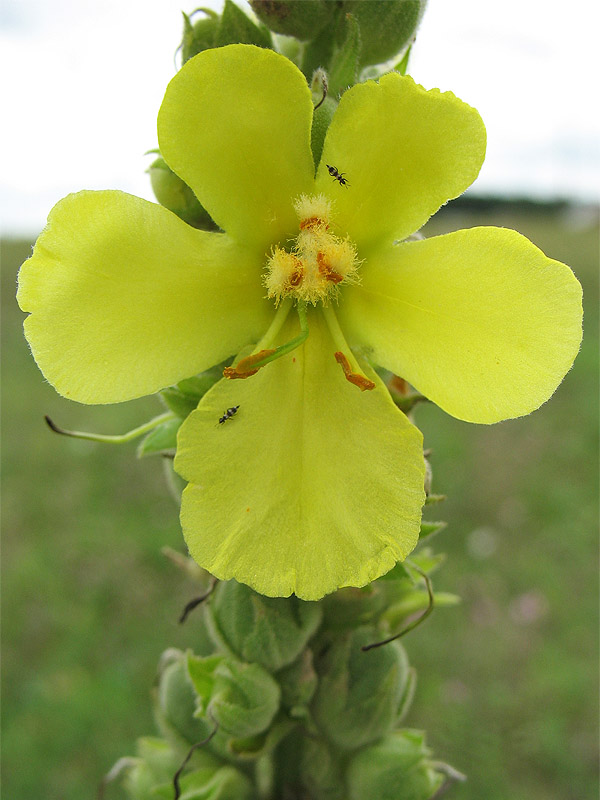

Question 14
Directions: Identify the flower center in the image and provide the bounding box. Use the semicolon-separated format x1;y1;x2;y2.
264;194;359;305
222;194;374;392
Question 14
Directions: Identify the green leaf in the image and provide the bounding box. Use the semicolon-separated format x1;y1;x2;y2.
215;0;273;48
137;416;181;457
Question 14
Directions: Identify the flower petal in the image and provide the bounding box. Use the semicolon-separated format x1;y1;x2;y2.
316;73;486;252
158;44;315;252
17;190;272;404
175;310;425;600
339;227;583;423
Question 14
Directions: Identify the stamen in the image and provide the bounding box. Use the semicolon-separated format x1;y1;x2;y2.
299;216;328;231
223;349;275;379
334;352;375;391
322;305;375;392
317;252;344;284
224;301;309;380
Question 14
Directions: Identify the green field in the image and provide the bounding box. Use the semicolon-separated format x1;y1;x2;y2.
2;201;598;799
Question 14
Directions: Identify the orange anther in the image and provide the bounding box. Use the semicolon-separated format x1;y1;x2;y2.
223;348;276;379
299;216;327;230
317;252;343;284
289;267;304;286
334;351;375;391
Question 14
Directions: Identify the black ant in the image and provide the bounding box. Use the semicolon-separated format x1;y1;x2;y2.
219;405;240;424
326;164;349;187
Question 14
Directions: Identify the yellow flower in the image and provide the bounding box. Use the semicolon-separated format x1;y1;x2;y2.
17;45;582;600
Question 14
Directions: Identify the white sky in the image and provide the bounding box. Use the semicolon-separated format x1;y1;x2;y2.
1;0;598;234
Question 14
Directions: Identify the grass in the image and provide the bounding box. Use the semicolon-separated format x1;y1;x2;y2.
2;201;598;799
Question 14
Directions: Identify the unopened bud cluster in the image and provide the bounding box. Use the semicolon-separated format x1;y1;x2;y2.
113;558;456;799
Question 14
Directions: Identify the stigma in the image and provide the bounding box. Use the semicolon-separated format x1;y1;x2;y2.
264;194;360;305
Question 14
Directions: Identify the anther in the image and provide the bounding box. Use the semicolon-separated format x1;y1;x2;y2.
334;351;375;391
223;349;276;380
299;216;327;231
289;266;304;286
317;252;344;284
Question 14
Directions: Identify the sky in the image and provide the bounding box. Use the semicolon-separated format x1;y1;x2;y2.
1;0;598;234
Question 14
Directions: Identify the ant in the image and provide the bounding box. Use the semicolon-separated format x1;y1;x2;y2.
219;405;240;424
326;164;349;187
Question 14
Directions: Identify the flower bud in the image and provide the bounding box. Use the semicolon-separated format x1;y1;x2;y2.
311;627;410;750
321;584;387;631
155;651;215;747
345;729;444;800
187;653;281;738
180;10;219;64
300;737;345;800
249;0;334;40
147;155;216;230
278;648;318;709
341;0;428;68
208;580;322;672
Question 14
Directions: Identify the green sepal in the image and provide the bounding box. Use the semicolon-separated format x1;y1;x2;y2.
207;580;322;672
301;23;336;80
425;493;446;505
300;737;345;800
418;520;447;541
394;43;412;75
160;387;201;419
180;10;219;64
378;562;410;582
345;729;444;800
311;627;410;750
188;653;281;738
137;416;181;457
328;12;361;97
408;548;446;575
250;0;335;40
215;0;273;48
320;584;387;630
160;368;224;419
147;155;216;229
341;0;427;68
382;591;459;634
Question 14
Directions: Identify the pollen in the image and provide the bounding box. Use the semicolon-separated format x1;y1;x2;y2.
264;194;360;305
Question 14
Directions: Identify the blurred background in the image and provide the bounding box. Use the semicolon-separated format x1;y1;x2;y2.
1;1;598;798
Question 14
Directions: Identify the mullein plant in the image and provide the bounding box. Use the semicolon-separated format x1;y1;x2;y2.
17;2;582;798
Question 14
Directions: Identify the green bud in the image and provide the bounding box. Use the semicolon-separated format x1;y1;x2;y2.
208;580;322;672
122;738;179;799
173;765;255;800
187;653;281;738
311;627;410;750
310;67;337;167
341;0;428;68
249;0;334;40
321;584;387;631
277;648;318;709
180;10;219;64
345;729;444;800
156;651;216;747
147;155;216;230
